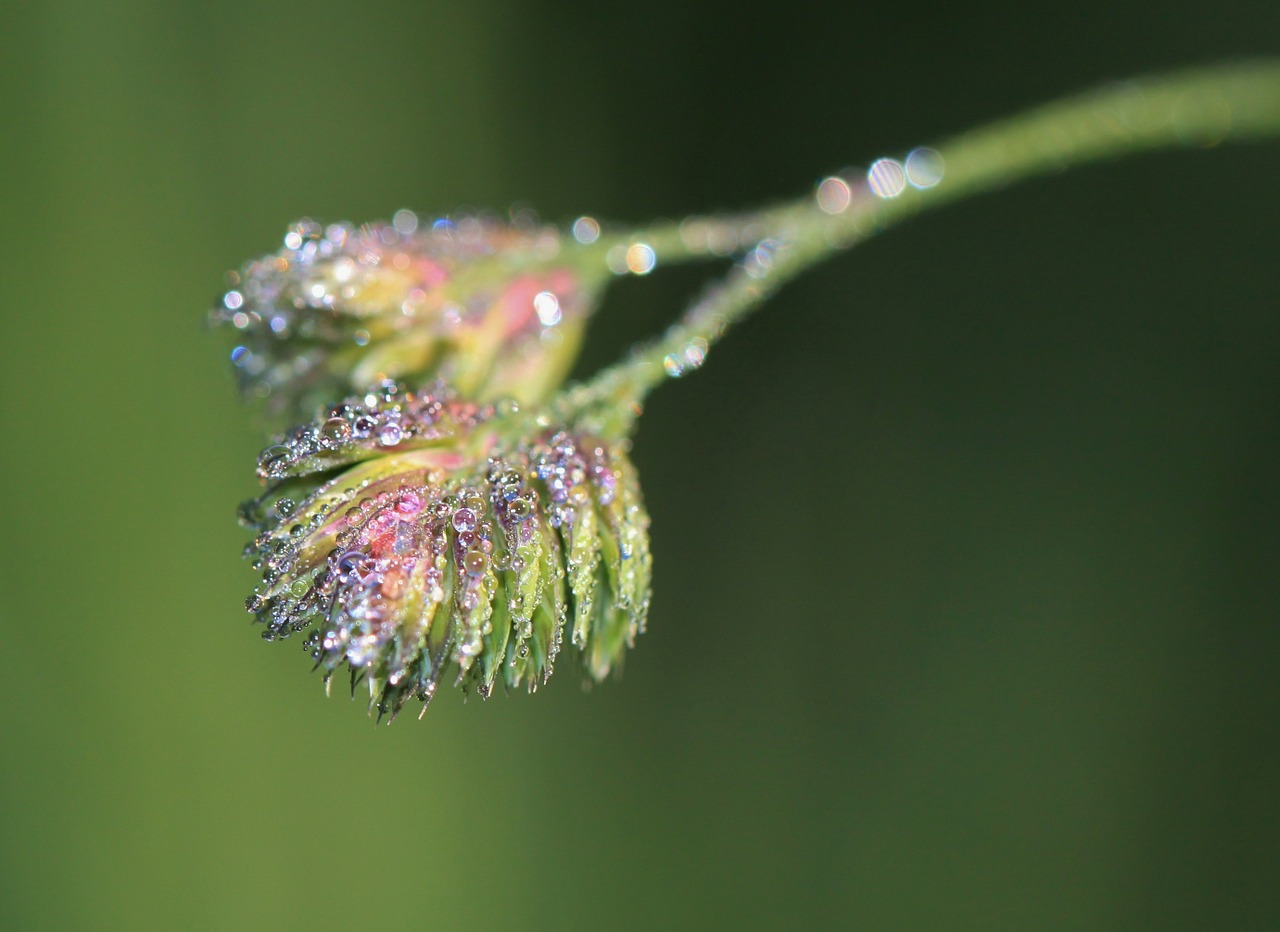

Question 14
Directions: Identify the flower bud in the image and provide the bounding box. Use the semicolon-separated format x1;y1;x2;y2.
213;212;607;421
241;382;651;719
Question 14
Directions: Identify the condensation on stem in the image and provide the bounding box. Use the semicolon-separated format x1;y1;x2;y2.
560;60;1280;438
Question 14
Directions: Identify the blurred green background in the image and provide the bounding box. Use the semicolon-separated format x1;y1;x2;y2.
3;2;1278;929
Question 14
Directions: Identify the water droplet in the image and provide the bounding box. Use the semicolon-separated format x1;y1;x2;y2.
815;176;852;213
321;417;351;445
377;422;403;446
867;157;907;198
682;337;707;369
336;551;370;583
572;216;600;244
392;208;419;235
259;444;291;475
463;549;488;577
905;147;944;188
533;291;562;326
395;491;423;516
625;243;656;275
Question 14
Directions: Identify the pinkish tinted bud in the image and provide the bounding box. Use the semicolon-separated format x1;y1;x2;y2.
213;211;608;422
241;382;651;720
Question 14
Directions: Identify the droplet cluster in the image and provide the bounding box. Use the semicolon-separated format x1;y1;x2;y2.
242;384;651;720
249;379;499;483
212;211;604;421
813;146;945;213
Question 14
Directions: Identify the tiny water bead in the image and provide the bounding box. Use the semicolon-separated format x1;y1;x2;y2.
533;290;562;326
571;216;601;244
625;243;657;275
376;421;403;447
212;211;612;421
241;383;651;720
866;157;908;198
904;147;944;189
662;337;709;378
815;176;853;214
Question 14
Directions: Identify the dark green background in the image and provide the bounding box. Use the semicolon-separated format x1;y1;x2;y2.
3;2;1277;929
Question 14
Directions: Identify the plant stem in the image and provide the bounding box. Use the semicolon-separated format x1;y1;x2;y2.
557;60;1280;437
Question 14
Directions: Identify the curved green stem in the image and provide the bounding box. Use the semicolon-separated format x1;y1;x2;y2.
557;60;1280;437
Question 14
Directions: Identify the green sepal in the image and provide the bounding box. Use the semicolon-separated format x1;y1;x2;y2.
452;554;497;678
564;503;601;650
587;569;634;682
481;534;514;695
513;525;566;687
506;519;547;661
421;567;456;696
